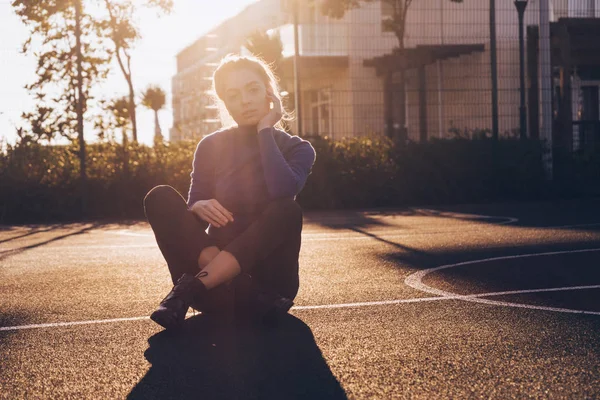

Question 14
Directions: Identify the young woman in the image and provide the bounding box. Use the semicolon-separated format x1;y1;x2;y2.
143;54;316;331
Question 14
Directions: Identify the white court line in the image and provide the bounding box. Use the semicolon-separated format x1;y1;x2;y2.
5;221;600;252
294;284;600;311
2;284;599;332
3;217;600;332
101;220;600;242
404;247;600;316
0;316;151;331
5;219;600;248
103;210;520;239
27;220;600;242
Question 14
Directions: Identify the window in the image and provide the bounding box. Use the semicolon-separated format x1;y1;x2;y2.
305;87;333;137
568;0;600;17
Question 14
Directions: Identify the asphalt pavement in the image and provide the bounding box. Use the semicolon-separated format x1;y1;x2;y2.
1;197;600;399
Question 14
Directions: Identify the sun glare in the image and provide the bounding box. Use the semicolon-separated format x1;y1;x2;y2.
0;0;258;146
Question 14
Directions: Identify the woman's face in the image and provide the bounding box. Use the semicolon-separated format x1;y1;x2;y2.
221;68;271;126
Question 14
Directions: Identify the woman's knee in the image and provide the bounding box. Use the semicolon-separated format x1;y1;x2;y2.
143;185;181;216
198;245;220;267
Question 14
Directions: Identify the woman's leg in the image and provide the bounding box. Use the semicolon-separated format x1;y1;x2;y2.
250;225;302;300
143;185;218;284
195;197;303;293
231;227;302;323
147;195;303;330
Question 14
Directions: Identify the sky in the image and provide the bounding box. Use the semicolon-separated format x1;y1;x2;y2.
0;0;257;147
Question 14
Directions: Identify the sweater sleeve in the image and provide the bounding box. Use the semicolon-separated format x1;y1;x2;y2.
187;137;215;227
257;127;317;199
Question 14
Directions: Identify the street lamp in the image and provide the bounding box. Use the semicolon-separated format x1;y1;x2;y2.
515;0;528;140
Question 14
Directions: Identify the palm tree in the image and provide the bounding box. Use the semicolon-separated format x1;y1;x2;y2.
141;85;166;144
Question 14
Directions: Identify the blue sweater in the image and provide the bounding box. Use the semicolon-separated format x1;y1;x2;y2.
187;125;317;241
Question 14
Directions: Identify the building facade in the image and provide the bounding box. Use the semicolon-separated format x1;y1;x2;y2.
170;0;600;146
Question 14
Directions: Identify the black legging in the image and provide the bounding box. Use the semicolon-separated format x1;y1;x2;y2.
143;185;303;314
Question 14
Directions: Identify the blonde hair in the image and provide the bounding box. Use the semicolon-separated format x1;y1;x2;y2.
210;53;294;131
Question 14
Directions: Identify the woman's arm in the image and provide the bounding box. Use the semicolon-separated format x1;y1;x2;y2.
257;127;317;199
187;137;215;229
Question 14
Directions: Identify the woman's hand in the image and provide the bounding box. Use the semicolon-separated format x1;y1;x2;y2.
190;199;234;228
256;88;283;132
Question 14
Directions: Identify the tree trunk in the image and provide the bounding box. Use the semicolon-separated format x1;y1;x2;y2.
154;109;162;142
104;1;138;143
127;75;138;143
122;129;130;178
75;0;87;218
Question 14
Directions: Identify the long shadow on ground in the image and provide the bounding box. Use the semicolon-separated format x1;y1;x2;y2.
303;198;600;233
128;314;347;400
0;223;102;262
0;225;64;244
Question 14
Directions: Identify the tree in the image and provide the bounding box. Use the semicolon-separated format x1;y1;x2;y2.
245;30;284;73
13;0;113;141
245;29;293;131
320;0;462;50
319;0;462;140
106;96;132;144
97;95;132;176
101;0;173;143
12;0;114;216
141;85;166;144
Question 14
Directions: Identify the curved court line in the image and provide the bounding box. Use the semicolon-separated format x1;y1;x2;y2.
2;284;600;332
404;247;600;316
411;208;519;226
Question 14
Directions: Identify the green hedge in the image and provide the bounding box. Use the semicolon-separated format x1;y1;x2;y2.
297;136;550;209
0;135;592;224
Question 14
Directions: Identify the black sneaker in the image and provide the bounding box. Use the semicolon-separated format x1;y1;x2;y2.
226;274;294;325
150;273;207;331
258;291;294;324
189;282;234;315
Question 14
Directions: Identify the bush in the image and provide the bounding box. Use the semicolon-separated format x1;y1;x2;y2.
0;140;196;223
0;134;588;224
298;136;549;210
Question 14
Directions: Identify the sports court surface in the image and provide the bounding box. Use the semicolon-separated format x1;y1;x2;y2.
1;197;600;399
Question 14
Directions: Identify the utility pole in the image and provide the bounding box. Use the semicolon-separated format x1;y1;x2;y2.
293;0;302;136
539;0;553;180
490;0;499;141
75;0;87;217
515;0;528;140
